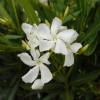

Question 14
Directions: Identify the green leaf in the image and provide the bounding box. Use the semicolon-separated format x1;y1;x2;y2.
18;0;39;24
43;93;58;100
75;0;96;31
0;44;24;53
0;35;22;45
0;35;22;39
84;38;98;55
82;21;100;55
6;78;19;100
7;85;18;100
63;10;81;23
7;0;21;33
70;69;100;86
0;2;15;27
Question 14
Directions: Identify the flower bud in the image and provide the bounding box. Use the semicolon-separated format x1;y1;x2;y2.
64;6;69;17
78;44;89;54
22;40;30;50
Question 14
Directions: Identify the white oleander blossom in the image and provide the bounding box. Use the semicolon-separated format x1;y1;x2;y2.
17;49;53;89
18;17;82;90
39;17;68;55
57;29;82;67
38;17;82;66
22;23;40;49
21;22;53;50
63;42;82;67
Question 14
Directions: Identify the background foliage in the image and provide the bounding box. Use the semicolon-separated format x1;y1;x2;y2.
0;0;100;100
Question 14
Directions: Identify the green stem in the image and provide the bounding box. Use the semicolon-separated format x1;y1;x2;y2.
64;66;74;100
66;66;74;81
64;82;73;100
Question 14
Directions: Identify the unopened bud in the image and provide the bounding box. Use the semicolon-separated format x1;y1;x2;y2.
78;44;89;54
64;6;69;17
45;19;50;27
35;10;41;22
0;18;9;25
22;40;30;50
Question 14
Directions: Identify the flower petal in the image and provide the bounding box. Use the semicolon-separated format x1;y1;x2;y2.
38;23;51;40
64;53;74;67
39;52;50;64
58;29;79;43
71;43;82;53
51;17;62;35
58;26;67;32
22;23;38;40
28;37;39;49
17;53;35;66
22;23;32;39
40;64;53;84
39;40;54;52
30;49;40;60
31;79;44;90
22;66;39;83
54;39;68;55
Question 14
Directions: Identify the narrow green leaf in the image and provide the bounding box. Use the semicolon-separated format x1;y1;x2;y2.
18;0;39;24
84;38;98;55
6;82;19;100
7;0;21;33
0;35;22;39
70;69;100;86
0;2;15;27
1;76;19;100
81;22;100;55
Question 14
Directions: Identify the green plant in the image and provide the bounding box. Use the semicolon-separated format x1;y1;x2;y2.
0;0;100;100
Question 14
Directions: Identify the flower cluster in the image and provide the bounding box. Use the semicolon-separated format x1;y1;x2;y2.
17;17;82;89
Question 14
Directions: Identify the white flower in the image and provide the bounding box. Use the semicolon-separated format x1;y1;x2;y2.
17;49;53;89
64;43;82;67
58;28;82;67
39;17;71;55
22;23;40;49
22;23;52;50
38;17;82;66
